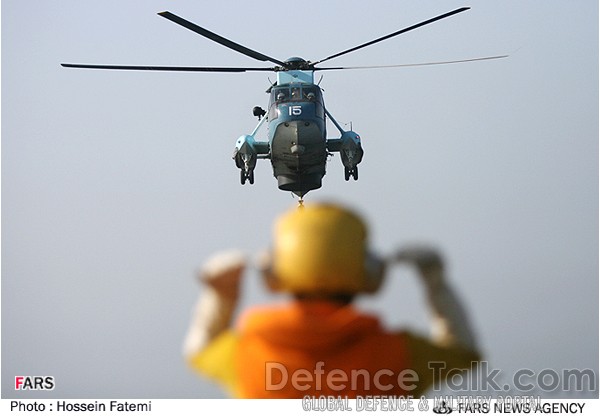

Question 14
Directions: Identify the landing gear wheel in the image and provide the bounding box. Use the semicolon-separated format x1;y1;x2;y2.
344;166;358;181
240;169;254;185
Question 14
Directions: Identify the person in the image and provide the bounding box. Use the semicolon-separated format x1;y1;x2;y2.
183;202;481;398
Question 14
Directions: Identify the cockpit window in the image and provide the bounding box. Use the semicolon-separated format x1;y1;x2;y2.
291;87;302;100
271;86;323;103
303;86;323;103
268;85;325;121
273;87;288;103
270;86;324;120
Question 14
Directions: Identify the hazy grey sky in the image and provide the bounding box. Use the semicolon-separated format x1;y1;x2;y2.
2;0;598;398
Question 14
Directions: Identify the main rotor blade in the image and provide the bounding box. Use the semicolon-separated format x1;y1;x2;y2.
315;54;508;71
61;63;275;72
158;11;286;67
312;7;470;66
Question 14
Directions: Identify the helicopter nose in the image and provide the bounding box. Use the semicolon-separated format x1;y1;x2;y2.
290;144;306;155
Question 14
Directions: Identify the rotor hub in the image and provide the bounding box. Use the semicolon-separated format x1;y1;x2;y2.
283;57;311;70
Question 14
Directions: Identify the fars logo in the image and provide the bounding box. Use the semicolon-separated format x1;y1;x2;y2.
15;376;55;391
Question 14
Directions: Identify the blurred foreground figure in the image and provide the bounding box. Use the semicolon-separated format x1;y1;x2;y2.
183;202;480;398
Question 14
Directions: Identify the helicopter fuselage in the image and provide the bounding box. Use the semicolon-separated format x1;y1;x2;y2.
234;63;363;198
268;77;327;195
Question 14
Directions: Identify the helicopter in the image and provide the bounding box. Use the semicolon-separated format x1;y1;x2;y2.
62;7;506;200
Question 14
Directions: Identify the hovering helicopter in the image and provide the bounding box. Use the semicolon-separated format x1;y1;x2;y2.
62;7;505;200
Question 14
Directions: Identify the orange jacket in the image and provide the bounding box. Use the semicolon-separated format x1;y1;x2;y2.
189;300;480;398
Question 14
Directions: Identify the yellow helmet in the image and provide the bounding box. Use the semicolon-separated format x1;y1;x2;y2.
263;203;385;295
